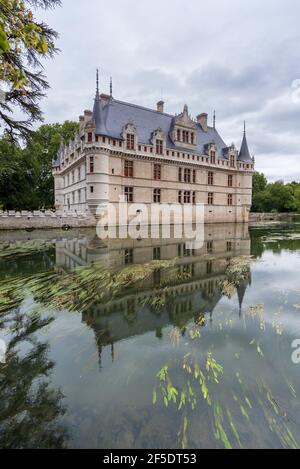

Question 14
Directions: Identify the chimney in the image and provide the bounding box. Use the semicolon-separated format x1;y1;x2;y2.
100;93;110;105
84;110;93;124
197;113;208;132
157;100;164;113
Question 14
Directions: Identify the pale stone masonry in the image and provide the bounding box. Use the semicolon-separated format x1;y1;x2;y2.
52;72;255;223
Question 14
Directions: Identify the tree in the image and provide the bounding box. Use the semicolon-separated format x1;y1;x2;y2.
251;172;268;212
251;172;299;213
23;120;79;208
0;120;79;210
252;172;267;193
0;0;61;141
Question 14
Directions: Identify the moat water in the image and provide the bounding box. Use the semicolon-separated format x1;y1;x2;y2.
0;224;300;449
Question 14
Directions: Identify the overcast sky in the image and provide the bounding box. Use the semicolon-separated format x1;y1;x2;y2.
37;0;300;181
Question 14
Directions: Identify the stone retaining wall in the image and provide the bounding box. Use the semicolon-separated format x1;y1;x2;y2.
249;212;294;224
0;210;97;230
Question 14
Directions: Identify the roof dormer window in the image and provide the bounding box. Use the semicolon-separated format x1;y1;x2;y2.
122;123;137;151
171;105;196;148
182;131;189;143
156;139;163;155
126;133;135;150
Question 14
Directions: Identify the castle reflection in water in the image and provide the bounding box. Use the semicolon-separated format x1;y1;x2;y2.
55;224;251;368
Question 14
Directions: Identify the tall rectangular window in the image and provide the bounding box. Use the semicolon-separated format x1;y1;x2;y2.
178;167;182;182
156;139;163;155
124;186;133;202
153;189;161;203
230;155;235;168
211;151;216;164
184;191;191;204
178;190;182;204
184;168;191;183
208;192;214;205
153;247;161;261
191;132;195;145
228;174;233;187
228;193;233;206
192;191;196;204
207;241;213;254
87;132;93;143
208;171;214;185
126;134;135;150
154;163;161;180
193;169;196;183
182;130;189;143
207;261;213;274
124;248;134;265
124;160;134;177
177;129;181;141
89;156;94;173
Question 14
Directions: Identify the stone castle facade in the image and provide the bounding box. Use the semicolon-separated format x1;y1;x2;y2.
52;72;255;224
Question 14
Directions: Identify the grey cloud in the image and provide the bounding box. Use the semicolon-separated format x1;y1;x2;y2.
35;0;300;181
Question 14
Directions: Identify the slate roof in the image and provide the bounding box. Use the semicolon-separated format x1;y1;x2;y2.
100;98;228;157
238;131;253;163
53;91;252;167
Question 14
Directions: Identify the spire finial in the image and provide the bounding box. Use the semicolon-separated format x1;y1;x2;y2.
96;69;99;95
244;120;246;134
110;76;113;98
213;110;216;129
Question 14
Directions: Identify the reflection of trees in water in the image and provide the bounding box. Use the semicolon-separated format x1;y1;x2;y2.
250;227;300;258
0;310;68;449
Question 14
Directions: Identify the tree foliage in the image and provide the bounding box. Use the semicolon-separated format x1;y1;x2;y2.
0;0;61;141
0;120;79;210
252;172;300;213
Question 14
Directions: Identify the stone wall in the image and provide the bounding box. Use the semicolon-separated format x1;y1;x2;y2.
0;210;97;230
249;212;294;224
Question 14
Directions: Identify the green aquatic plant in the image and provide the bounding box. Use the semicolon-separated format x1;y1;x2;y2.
0;241;54;259
220;256;253;299
153;349;224;448
152;302;300;449
0;258;177;315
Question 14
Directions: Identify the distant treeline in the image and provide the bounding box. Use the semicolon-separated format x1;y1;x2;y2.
252;172;300;213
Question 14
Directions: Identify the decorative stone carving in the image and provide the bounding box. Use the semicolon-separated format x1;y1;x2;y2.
150;127;165;145
170;104;196;148
121;122;137;140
